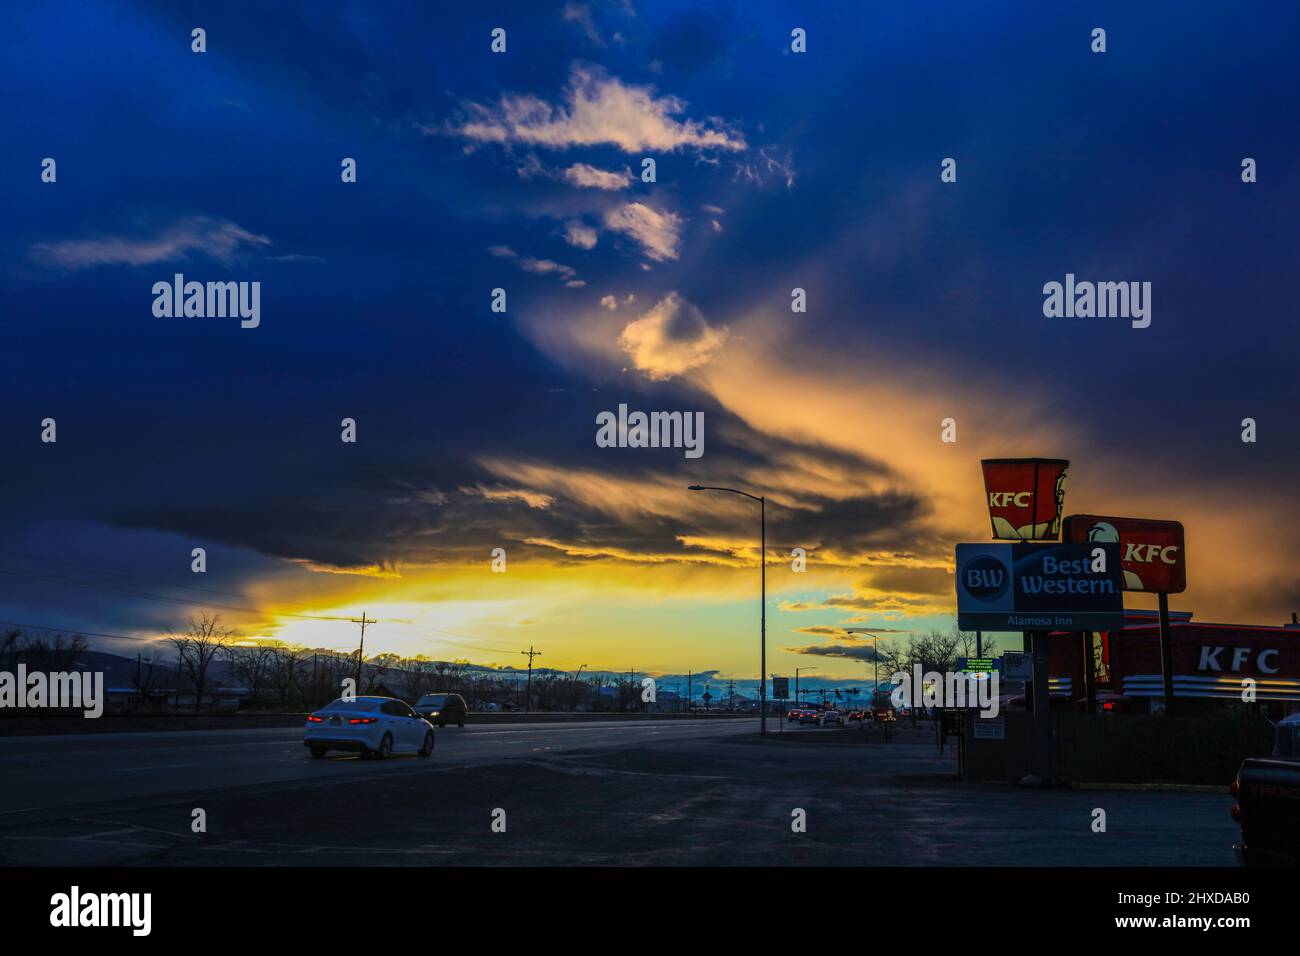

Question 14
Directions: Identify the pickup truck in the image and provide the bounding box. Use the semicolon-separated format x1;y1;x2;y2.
1230;713;1300;865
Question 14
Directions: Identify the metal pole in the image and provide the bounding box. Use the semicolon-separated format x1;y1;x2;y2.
760;496;767;737
1030;629;1052;782
1083;631;1097;715
1158;592;1174;715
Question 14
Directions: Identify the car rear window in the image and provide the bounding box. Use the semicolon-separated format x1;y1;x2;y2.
418;695;448;705
319;700;378;712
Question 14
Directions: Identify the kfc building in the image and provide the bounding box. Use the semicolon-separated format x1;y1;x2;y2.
1048;611;1300;718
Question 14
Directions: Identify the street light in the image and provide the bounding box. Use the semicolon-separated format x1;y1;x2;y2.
844;628;883;693
688;484;767;736
795;666;815;706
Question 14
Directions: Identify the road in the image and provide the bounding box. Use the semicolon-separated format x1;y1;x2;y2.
0;718;759;817
0;719;1238;866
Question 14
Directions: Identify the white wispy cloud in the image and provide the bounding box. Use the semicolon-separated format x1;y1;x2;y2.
489;245;584;285
602;202;682;262
564;220;599;249
31;216;271;271
445;64;746;154
563;162;633;189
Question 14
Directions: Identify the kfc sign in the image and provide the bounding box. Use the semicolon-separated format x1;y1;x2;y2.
1063;514;1186;593
980;458;1069;540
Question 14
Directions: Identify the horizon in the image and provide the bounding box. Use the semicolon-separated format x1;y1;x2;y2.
3;1;1297;687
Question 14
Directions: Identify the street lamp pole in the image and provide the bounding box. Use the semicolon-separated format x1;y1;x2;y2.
844;628;881;691
689;484;767;736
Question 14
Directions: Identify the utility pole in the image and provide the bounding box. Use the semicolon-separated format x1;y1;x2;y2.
521;646;541;713
350;612;374;687
687;671;692;714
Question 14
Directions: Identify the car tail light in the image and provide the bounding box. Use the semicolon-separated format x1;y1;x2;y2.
307;715;324;723
1231;804;1241;822
348;716;377;724
1230;780;1240;798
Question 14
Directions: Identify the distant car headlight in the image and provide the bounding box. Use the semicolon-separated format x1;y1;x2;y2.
430;710;441;716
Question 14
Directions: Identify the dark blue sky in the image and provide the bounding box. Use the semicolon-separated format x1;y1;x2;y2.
2;1;1297;669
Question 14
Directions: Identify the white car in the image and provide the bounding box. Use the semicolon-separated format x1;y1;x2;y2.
304;697;435;759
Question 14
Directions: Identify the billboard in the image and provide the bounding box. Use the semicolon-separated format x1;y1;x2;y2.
956;542;1124;631
980;458;1069;540
1062;514;1186;593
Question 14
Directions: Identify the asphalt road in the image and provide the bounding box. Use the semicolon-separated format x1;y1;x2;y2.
0;717;760;816
0;719;1238;866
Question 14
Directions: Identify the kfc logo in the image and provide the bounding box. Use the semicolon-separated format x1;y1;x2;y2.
1123;542;1180;565
988;492;1033;508
1197;645;1279;674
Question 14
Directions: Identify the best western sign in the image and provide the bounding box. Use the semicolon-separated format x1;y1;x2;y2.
956;542;1125;632
1062;514;1186;593
980;458;1069;540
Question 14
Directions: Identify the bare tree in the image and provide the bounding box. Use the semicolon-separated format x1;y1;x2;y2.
954;626;997;660
132;647;167;710
167;614;237;712
909;630;961;673
21;633;89;672
227;644;276;708
267;646;306;707
0;628;21;671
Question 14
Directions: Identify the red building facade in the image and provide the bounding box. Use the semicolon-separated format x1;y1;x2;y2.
1048;611;1300;717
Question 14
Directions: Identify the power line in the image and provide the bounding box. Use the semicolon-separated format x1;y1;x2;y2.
0;618;161;647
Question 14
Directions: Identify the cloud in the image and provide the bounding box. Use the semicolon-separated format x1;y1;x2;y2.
446;64;746;154
459;484;555;510
735;146;796;189
563;162;633;189
520;257;577;279
787;643;886;662
600;294;619;310
564;220;599;249
602;202;682;262
516;156;632;190
618;292;727;381
562;3;607;47
488;245;583;285
31;216;271;271
564;163;634;189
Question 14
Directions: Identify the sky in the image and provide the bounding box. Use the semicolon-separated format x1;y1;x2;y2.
2;1;1298;694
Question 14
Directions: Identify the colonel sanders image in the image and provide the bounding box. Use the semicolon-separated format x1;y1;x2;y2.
1087;521;1144;589
990;467;1069;540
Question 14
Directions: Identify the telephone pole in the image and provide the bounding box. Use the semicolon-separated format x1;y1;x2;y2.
350;612;375;687
521;646;541;712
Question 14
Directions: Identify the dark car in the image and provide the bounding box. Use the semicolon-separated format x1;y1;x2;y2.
414;692;468;727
